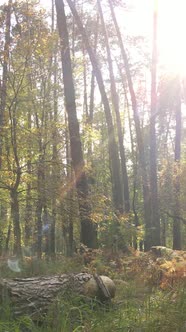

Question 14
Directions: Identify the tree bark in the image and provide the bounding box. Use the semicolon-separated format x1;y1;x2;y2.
9;102;22;256
0;273;115;319
66;0;123;214
108;0;152;249
0;0;12;168
55;0;97;248
98;0;130;214
25;108;32;244
10;189;22;256
173;78;182;250
150;3;161;246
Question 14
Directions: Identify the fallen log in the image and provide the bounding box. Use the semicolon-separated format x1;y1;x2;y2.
0;273;116;319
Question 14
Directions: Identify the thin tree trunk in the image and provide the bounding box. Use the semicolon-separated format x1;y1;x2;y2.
173;78;182;250
88;14;99;137
97;0;130;213
5;221;11;253
65;0;123;214
9;100;22;256
50;5;58;258
55;0;97;248
36;153;45;259
0;205;8;254
25;108;32;244
35;111;45;259
65;112;75;256
0;0;12;168
150;2;161;246
108;0;152;250
10;189;21;256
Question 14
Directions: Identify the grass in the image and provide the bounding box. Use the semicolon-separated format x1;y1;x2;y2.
0;281;185;331
0;254;185;331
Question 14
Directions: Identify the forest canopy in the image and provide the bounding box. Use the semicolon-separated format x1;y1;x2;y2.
0;0;186;260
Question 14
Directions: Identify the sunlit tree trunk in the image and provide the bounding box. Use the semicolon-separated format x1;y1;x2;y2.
0;0;12;168
35;111;45;259
66;0;123;214
98;0;130;214
87;14;98;164
150;3;161;246
173;79;182;250
64;112;75;256
108;0;151;250
55;0;97;248
25;108;32;244
50;0;58;259
10;103;22;256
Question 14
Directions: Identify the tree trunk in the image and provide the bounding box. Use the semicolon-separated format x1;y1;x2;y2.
87;14;99;157
50;33;58;259
0;273;115;319
108;0;152;250
5;221;11;253
10;189;22;256
98;0;130;214
150;3;161;246
35;151;45;259
25;108;32;244
35;199;43;259
55;0;97;248
173;78;182;250
0;0;12;168
65;0;123;214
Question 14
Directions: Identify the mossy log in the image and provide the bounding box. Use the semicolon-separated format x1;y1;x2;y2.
0;273;116;318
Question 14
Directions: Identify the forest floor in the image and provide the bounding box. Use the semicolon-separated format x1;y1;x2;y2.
0;246;186;332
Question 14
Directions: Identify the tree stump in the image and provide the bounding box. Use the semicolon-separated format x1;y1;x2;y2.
0;273;116;319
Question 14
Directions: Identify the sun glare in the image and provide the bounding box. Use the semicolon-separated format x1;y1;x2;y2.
157;0;186;75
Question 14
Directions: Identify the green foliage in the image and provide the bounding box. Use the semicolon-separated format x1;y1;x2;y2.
0;279;185;331
0;251;186;331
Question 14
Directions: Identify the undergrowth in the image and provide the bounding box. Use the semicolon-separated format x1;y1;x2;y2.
0;250;185;332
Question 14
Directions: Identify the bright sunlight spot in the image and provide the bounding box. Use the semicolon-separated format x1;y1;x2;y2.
117;0;186;75
158;0;186;75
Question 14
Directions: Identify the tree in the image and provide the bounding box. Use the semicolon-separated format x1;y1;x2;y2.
0;0;12;168
173;77;182;250
108;0;152;250
150;2;161;246
66;0;123;214
55;0;97;248
97;0;130;213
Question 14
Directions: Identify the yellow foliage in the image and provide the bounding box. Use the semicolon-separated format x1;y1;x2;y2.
160;260;176;273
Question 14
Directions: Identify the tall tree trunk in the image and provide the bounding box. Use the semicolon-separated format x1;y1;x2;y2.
35;150;45;259
108;0;152;250
0;205;8;254
65;0;123;214
0;0;12;168
10;189;21;256
25;109;32;244
55;0;97;248
9;99;22;256
87;13;98;195
5;221;11;253
35;111;45;258
36;199;43;259
150;3;161;246
97;0;130;213
50;3;57;258
64;112;75;256
173;78;182;250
